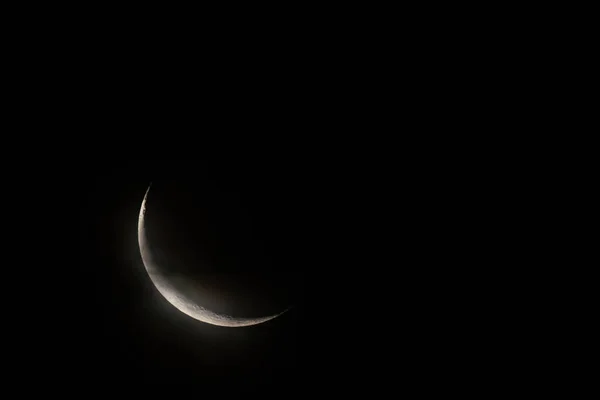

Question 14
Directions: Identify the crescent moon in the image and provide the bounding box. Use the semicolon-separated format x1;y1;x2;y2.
138;185;287;327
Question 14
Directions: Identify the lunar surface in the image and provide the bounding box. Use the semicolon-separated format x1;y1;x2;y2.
138;185;288;327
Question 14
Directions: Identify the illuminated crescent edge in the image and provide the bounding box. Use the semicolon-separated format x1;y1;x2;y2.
137;185;287;327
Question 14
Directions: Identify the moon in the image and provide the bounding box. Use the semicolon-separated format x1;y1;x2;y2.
138;184;288;327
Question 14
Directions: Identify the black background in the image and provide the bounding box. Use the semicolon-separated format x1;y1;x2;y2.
33;135;512;391
56;145;459;389
4;27;544;390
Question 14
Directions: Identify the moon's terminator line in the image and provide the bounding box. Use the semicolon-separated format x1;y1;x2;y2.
138;185;287;327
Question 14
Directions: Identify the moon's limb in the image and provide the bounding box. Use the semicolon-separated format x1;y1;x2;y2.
138;185;286;327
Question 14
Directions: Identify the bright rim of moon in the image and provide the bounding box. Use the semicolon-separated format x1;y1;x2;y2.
138;185;287;327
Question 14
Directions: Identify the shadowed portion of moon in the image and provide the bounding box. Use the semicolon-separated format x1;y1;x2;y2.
138;179;294;327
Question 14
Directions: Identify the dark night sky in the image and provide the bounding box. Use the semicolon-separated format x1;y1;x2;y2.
72;157;315;388
8;47;522;389
26;138;508;394
53;144;479;390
